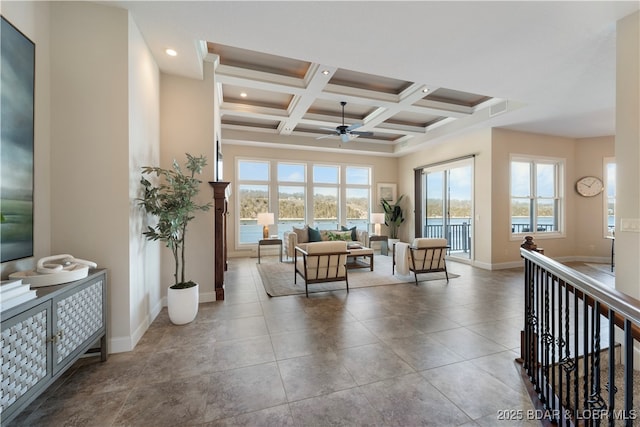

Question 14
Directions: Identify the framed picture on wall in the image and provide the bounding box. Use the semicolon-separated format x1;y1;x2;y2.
1;16;35;262
377;183;397;203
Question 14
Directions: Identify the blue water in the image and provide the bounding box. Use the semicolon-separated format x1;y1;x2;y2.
240;216;616;243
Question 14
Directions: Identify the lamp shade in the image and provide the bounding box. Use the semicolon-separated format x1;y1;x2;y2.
257;212;274;226
371;213;385;224
371;212;385;236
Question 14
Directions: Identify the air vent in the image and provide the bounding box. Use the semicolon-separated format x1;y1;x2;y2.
490;100;508;117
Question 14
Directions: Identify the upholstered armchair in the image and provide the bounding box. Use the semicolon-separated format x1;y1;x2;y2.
294;241;350;297
408;238;449;285
394;238;449;285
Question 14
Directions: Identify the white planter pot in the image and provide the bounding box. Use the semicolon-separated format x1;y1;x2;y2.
167;283;199;325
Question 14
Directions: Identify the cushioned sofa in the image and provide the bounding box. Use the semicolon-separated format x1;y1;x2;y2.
283;225;369;259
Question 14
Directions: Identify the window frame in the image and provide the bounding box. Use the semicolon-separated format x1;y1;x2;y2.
509;154;565;240
603;157;616;237
235;157;373;247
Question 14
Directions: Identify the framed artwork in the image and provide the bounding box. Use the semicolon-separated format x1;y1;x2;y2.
1;16;35;263
378;183;397;203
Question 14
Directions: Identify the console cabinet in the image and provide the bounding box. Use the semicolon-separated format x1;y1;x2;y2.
0;269;107;425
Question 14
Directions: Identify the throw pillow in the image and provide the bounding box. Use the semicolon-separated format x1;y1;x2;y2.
341;225;357;241
293;225;309;243
308;227;322;242
327;231;351;241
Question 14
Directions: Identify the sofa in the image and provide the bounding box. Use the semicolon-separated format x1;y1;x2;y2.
283;225;369;259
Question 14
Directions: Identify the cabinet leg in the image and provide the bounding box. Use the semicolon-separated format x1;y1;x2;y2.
100;334;108;362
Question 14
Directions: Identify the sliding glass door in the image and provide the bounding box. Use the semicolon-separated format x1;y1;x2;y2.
423;159;473;260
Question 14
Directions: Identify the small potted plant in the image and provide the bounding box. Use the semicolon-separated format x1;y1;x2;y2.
138;153;212;325
381;194;405;245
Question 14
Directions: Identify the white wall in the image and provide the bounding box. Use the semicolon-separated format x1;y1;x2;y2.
615;11;640;298
0;2;51;278
160;62;216;302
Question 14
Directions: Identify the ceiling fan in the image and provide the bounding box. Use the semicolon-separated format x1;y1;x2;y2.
318;101;374;143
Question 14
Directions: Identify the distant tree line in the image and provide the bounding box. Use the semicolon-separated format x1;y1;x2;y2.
425;198;553;218
239;189;367;220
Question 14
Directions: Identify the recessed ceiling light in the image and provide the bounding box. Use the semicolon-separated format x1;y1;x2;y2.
165;48;177;57
240;92;248;98
322;70;330;75
422;88;429;93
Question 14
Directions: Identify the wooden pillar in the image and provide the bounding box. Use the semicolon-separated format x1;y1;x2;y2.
209;181;229;300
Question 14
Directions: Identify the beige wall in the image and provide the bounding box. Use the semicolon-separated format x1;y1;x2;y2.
221;144;397;257
573;136;615;260
50;2;132;349
397;129;493;267
491;129;577;265
615;10;640;298
160;62;216;302
128;14;162;345
2;1;163;352
398;128;616;269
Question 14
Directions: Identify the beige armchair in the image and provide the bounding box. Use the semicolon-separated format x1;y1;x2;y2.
294;241;350;297
408;238;449;285
393;238;449;285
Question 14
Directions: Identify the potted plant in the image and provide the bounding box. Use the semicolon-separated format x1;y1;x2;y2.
381;194;405;245
138;153;212;325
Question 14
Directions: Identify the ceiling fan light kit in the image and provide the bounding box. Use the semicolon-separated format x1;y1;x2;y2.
318;101;374;143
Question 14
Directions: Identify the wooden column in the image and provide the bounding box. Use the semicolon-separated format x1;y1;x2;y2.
209;181;229;300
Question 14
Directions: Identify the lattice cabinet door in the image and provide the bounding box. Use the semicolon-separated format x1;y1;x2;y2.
0;301;51;422
52;275;105;374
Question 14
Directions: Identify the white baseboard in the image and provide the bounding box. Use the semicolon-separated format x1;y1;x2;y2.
200;291;216;303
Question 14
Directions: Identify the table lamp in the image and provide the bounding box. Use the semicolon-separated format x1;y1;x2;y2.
371;213;385;236
257;212;274;239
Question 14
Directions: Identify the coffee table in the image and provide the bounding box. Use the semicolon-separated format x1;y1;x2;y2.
346;247;374;271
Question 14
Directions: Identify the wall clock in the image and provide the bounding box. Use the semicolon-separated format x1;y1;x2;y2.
575;176;604;197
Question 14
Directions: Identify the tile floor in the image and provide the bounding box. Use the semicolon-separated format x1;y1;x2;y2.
8;256;614;427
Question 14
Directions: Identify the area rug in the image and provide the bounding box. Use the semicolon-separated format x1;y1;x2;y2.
257;255;459;297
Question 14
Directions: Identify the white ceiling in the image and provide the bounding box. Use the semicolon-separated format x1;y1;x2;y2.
103;1;639;156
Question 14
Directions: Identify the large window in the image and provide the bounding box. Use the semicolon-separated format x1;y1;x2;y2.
510;156;564;236
313;165;339;229
278;163;306;234
237;160;269;244
345;167;370;230
604;157;616;236
236;159;372;245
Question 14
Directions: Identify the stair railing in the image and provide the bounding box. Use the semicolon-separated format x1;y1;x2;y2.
520;248;640;426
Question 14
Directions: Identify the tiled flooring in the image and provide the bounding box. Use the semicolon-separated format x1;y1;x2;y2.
8;256;615;426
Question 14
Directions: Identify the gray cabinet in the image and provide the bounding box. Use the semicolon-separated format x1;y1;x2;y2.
0;270;107;426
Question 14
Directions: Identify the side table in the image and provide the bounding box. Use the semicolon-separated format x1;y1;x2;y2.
258;238;282;263
369;234;388;256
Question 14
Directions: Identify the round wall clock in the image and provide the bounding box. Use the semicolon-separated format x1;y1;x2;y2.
575;176;604;197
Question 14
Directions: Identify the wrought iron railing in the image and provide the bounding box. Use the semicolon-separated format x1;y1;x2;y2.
520;248;640;426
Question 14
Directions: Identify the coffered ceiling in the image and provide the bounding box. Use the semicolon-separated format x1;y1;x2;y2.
209;42;499;153
104;1;639;155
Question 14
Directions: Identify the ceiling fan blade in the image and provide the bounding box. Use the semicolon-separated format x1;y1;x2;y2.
340;133;350;143
346;123;363;131
350;131;374;137
316;134;334;140
319;127;338;133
